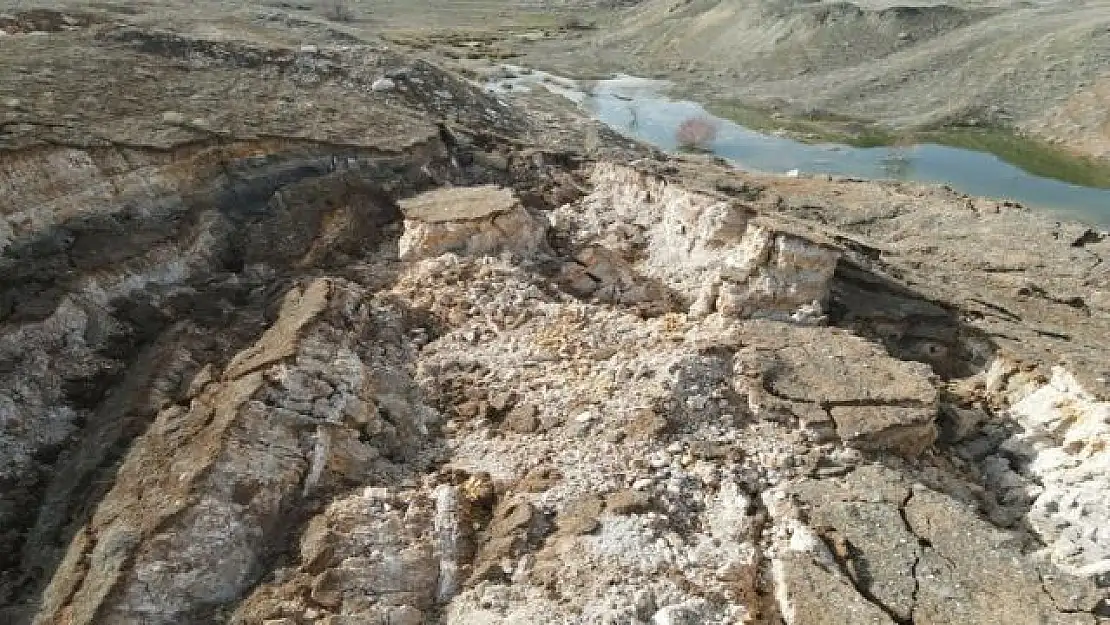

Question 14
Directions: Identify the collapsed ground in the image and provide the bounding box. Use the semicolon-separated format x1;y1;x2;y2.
0;7;1108;625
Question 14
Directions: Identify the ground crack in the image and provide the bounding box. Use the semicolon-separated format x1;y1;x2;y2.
761;386;932;410
820;530;914;625
1035;569;1102;616
898;489;923;625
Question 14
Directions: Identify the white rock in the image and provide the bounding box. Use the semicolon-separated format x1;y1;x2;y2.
372;77;397;92
1007;366;1110;576
652;600;705;625
398;186;547;261
363;487;390;500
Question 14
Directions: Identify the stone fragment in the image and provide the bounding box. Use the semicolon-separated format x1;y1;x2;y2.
773;554;896;625
371;77;396;91
517;466;562;493
652;600;707;625
502;403;539;433
398;186;547;261
555;494;603;536
386;605;423;625
808;502;919;622
626;407;668;441
605;489;652;515
311;569;344;608
905;487;1094;625
829;405;937;457
936;402;986;443
744;324;940;456
785;466;1098;625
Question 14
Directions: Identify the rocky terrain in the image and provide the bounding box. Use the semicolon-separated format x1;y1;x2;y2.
1;4;1109;625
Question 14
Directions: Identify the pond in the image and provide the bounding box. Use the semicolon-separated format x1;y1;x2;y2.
488;69;1110;227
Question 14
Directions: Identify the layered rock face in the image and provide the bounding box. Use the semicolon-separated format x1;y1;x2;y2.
1;9;1108;625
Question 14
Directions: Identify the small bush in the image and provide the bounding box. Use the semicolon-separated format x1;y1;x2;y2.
675;116;719;151
322;0;354;22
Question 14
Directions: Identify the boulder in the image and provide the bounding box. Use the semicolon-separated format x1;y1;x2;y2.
398;186;547;260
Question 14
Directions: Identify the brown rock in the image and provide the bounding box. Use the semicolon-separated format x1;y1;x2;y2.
687;440;734;460
518;466;563;493
488;391;516;414
398;186;548;261
606;489;652;515
310;569;344;608
785;467;1097;625
829;405;937;457
503;403;540;433
556;494;604;536
627;407;669;441
743;324;940;457
773;553;896;625
904;487;1094;625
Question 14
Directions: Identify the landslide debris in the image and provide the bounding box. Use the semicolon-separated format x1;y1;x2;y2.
1;9;1108;625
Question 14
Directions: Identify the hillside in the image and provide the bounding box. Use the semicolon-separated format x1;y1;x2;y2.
566;0;1110;159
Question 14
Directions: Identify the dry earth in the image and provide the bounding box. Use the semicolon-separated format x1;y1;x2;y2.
0;3;1108;625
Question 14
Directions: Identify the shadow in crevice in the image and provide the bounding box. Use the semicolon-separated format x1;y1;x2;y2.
0;145;438;619
0;129;600;620
825;259;1071;550
828;259;998;380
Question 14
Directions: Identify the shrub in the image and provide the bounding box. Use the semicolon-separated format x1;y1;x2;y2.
675;115;719;151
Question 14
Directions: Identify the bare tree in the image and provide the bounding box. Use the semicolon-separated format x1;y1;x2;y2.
675;116;719;151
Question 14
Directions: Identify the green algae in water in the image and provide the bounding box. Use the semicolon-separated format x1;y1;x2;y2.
708;99;1110;189
921;129;1110;190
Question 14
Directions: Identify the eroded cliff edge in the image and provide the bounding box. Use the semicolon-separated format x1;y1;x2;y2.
0;10;1107;625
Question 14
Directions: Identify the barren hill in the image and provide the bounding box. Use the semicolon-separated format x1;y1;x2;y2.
581;0;1110;158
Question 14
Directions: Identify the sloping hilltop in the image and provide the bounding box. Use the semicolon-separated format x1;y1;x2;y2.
525;0;1110;161
0;6;1108;625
